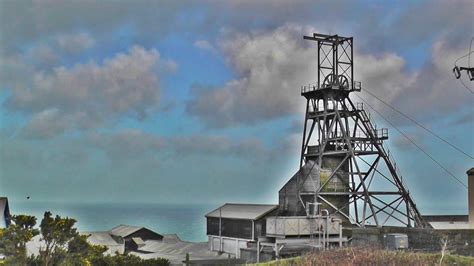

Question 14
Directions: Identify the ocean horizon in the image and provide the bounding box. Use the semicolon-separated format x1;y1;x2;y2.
9;201;221;243
8;200;467;243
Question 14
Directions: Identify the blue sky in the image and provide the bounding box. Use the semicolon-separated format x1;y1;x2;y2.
0;0;473;215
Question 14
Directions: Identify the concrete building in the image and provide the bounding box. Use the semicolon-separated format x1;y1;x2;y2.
205;203;278;258
468;167;474;228
0;197;11;228
422;215;469;230
419;168;474;230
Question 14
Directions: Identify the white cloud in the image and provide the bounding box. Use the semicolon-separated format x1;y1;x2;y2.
194;40;216;53
187;24;426;127
9;45;175;138
355;53;417;103
27;43;60;68
85;130;269;163
385;36;474;121
187;22;474;128
22;108;74;138
56;32;95;54
187;24;315;127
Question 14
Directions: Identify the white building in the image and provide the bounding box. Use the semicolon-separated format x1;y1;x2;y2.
205;203;278;258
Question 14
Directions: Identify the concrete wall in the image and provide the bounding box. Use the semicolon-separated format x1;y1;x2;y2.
350;227;474;256
278;160;319;216
208;235;250;258
240;248;274;264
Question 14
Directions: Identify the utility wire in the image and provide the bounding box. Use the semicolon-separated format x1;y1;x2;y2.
459;76;474;94
469;37;473;69
454;50;474;65
363;88;474;159
454;38;474;94
354;94;468;190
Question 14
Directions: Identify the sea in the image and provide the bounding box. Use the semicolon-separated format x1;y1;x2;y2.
9;201;218;243
9;201;466;243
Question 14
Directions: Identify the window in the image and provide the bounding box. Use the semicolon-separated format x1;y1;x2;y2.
206;217;253;239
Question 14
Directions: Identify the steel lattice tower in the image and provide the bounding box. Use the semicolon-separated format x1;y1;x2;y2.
296;33;428;228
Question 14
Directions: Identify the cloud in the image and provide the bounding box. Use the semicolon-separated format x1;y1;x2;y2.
169;135;267;159
393;131;423;150
385;36;474;121
187;22;474;128
186;24;424;127
187;24;314;127
87;129;163;162
355;53;417;104
85;130;270;163
6;45;175;138
0;1;192;55
451;111;474;125
194;40;216;53
22;108;71;138
56;32;95;54
27;43;60;68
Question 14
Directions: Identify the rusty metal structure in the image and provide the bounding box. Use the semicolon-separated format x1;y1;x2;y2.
290;33;427;228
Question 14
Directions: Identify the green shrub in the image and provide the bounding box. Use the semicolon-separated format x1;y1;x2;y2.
254;247;474;266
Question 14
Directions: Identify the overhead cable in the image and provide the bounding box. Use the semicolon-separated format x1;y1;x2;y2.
363;88;474;159
354;94;468;190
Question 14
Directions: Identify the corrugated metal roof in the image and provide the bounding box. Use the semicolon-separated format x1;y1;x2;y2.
82;231;122;246
205;203;278;220
422;215;468;222
81;231;124;255
429;221;470;230
132;237;145;245
109;224;143;237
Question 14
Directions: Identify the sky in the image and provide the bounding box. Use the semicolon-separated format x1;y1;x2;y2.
0;0;473;215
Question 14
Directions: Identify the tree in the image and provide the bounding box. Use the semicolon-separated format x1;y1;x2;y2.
0;215;39;265
1;211;170;266
39;211;79;266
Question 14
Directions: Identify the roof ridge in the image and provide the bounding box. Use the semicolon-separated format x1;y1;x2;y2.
224;203;277;206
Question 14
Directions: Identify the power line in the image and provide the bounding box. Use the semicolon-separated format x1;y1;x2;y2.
354;94;468;190
459;76;474;94
454;38;474;94
469;37;473;69
454;50;473;65
363;88;474;159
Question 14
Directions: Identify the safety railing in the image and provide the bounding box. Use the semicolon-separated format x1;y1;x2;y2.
301;80;362;94
385;144;408;190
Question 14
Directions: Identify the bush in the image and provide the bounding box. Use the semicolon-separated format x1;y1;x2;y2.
0;212;170;266
255;247;474;266
89;253;169;266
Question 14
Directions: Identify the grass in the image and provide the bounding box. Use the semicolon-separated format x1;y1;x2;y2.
253;247;474;266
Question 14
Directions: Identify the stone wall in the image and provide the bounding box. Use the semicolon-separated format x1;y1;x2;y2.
350;227;474;256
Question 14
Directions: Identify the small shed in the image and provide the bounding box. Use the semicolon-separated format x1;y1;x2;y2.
109;225;163;252
205;203;278;258
109;224;163;240
0;197;11;228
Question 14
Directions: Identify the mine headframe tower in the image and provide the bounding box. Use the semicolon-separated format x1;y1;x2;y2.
297;33;427;228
